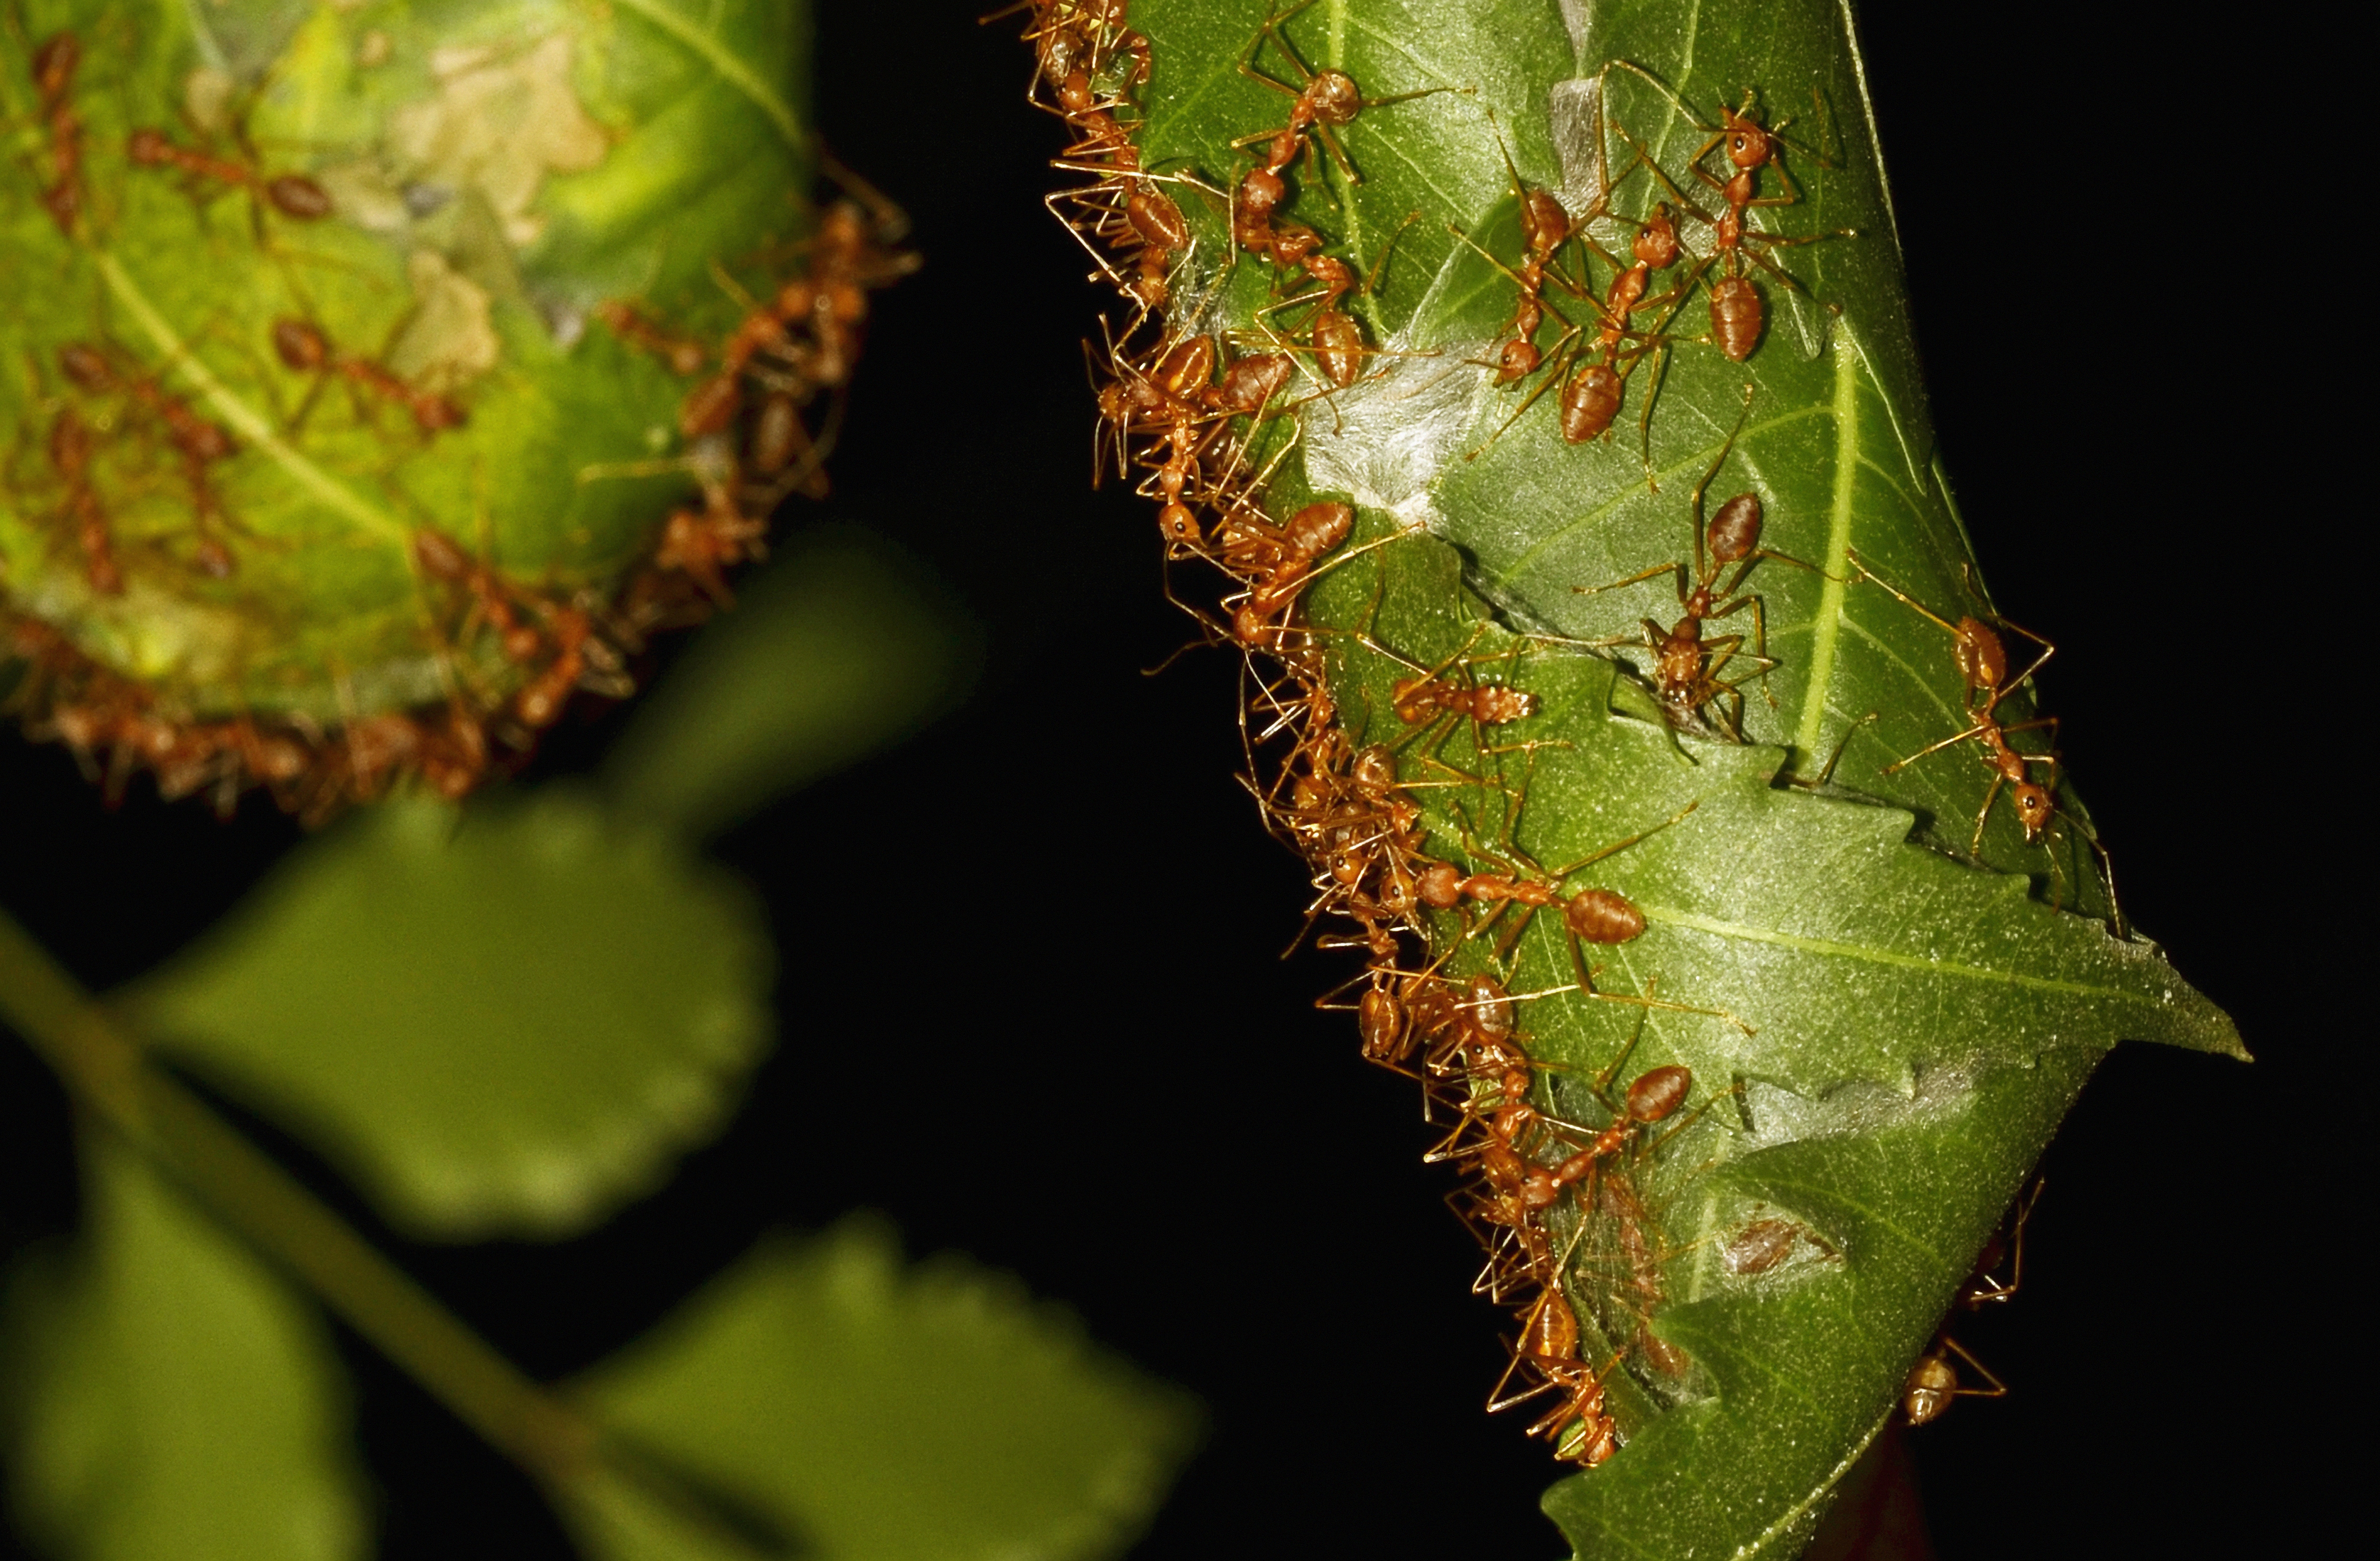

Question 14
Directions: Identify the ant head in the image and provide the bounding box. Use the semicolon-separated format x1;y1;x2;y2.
1632;206;1680;268
1495;337;1542;383
1705;492;1764;564
1721;98;1773;167
1309;70;1361;125
2011;783;2053;843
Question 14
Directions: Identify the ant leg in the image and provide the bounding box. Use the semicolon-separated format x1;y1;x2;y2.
1702;594;1781;706
1795;710;1879;788
1589;997;1654;1103
1632;339;1673;489
1573;559;1689;603
1879;721;1988;775
1545;798;1701;881
1238;0;1318;96
1938;1337;2008;1399
1969;772;2006;856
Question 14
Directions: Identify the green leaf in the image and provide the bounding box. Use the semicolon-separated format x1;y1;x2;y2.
1045;0;2244;1553
0;0;809;722
4;1141;366;1561
561;1218;1199;1561
124;788;773;1239
605;527;974;842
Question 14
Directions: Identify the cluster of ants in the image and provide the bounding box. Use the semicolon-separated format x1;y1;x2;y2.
1005;0;2074;1467
1466;60;1851;470
4;27;912;821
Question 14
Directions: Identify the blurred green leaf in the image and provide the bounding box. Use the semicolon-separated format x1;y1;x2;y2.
562;1218;1198;1561
4;1142;365;1561
124;789;773;1239
606;528;972;842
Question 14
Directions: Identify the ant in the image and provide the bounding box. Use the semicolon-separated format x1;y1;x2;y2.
272;317;466;435
411;528;623;733
593;300;711;377
1557;203;1692;445
1904;1181;2041;1425
1609;70;1853;363
653;483;769;607
1457;186;1690;475
43;407;118;594
1477;126;1586;388
26;30;82;230
1489;1282;1621;1466
1228;0;1446;259
126;126;333;221
1412;800;1752;1036
1721;1212;1837;1276
1845;552;2119;930
1249;210;1419;393
55;340;244;579
1572;387;1821;737
677;197;916;440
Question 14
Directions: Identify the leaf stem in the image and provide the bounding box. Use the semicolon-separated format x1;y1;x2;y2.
0;906;596;1486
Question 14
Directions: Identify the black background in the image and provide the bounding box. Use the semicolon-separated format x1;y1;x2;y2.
0;4;2345;1558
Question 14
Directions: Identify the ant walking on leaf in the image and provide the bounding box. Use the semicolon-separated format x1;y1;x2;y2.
1905;1180;2043;1425
1845;550;2121;933
1570;386;1823;738
1606;64;1853;363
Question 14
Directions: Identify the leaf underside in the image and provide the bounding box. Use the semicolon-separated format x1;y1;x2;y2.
1066;0;2241;1552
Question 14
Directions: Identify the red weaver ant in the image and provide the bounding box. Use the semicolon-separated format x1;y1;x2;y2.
44;407;119;594
1571;387;1822;737
1845;551;2119;931
1904;1181;2040;1425
1609;68;1853;363
126;126;333;221
273;317;466;434
26;31;84;230
54;340;243;579
1228;0;1446;260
